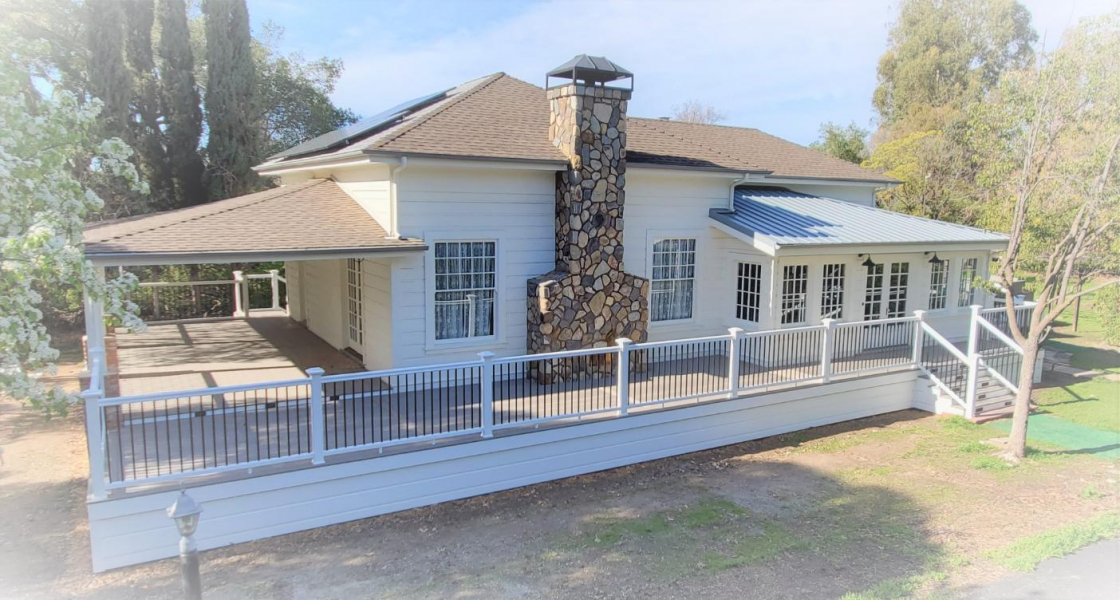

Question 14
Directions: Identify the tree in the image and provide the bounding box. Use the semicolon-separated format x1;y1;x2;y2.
203;0;258;199
157;0;208;207
862;130;978;223
253;23;358;159
983;12;1120;462
874;0;1036;131
125;0;174;209
0;38;146;415
671;100;726;125
810;122;869;164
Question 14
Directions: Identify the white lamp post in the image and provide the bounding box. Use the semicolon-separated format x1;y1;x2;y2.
167;491;203;600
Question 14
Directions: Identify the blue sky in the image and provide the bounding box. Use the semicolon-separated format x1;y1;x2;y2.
248;0;1118;146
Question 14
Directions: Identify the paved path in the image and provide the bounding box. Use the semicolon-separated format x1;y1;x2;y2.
970;538;1120;600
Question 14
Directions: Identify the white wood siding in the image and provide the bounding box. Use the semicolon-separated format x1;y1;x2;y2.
361;258;393;369
624;172;735;341
390;166;556;366
774;182;879;207
301;258;346;350
332;165;393;231
87;370;919;572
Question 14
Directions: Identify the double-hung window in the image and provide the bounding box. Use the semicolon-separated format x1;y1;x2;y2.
651;238;696;322
781;265;809;325
958;258;977;307
820;263;845;319
736;262;762;322
928;259;948;310
433;241;496;341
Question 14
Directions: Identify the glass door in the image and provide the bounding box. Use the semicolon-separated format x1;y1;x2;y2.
863;261;909;349
346;258;364;352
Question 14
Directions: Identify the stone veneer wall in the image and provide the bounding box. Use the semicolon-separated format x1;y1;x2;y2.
527;83;649;376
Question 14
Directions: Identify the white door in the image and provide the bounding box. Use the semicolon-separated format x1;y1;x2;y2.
863;261;910;349
346;258;364;353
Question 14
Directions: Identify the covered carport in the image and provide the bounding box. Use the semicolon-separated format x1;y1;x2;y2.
82;179;427;396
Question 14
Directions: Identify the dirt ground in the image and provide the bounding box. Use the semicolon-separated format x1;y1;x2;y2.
1;345;1117;599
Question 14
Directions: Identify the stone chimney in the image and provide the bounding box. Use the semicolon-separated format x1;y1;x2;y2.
527;56;649;370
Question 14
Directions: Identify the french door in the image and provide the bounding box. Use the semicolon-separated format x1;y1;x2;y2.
346;258;364;352
863;261;910;349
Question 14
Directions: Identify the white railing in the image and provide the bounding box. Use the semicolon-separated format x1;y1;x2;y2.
83;314;969;496
975;310;1027;396
130;269;286;322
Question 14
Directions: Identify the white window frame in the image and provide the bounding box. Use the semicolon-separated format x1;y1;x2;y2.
735;261;762;323
780;264;809;325
346;258;364;349
820;263;846;320
928;259;949;311
886;261;911;318
958;257;978;308
649;236;698;324
424;233;503;351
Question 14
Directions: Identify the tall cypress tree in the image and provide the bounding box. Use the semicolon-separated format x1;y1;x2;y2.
85;0;132;143
157;0;208;207
124;0;174;209
203;0;258;199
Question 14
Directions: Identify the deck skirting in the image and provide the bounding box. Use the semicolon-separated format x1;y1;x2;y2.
88;370;919;572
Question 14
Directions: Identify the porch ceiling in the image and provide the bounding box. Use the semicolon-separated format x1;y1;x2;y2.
711;187;1009;254
83;179;426;265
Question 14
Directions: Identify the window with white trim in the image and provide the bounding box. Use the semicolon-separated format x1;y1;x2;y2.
958;258;977;307
651;238;696;322
820;263;845;319
780;264;809;324
346;259;363;347
735;262;762;322
433;241;496;340
928;259;948;310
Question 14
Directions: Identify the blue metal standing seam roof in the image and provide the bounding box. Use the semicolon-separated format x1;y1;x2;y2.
710;188;1009;249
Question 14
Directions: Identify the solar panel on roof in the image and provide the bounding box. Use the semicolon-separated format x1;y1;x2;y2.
268;88;453;160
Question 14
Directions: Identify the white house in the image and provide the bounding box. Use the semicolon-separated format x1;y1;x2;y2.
86;56;1007;372
78;56;1031;571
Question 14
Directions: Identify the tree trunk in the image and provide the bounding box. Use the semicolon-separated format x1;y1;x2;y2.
1007;339;1041;460
1073;275;1084;332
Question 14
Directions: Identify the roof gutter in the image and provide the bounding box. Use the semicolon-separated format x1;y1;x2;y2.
728;173;751;211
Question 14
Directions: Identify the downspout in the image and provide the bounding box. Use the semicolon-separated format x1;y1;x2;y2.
387;156;408;239
728;173;750;211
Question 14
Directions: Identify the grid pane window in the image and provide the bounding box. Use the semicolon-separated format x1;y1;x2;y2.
651;238;696;322
434;241;496;340
821;263;845;319
887;262;910;318
736;262;762;322
780;265;809;324
958;258;978;307
928;259;948;310
346;259;363;346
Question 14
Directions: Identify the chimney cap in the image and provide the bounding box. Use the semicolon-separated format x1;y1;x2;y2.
547;54;633;90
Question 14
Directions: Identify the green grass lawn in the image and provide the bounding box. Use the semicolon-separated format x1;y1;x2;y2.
1035;378;1120;434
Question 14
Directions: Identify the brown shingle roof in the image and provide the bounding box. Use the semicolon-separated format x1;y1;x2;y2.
84;179;426;261
260;73;893;184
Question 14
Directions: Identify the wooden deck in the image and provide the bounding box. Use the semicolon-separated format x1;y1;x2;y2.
114;312;365;396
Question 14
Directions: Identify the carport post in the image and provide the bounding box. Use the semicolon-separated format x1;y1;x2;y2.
269;269;280;310
232;270;247;318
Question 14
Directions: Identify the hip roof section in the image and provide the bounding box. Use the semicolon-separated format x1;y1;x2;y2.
711;187;1009;250
256;73;896;184
83;179;426;262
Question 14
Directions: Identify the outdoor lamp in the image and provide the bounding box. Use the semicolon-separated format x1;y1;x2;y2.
167;491;203;600
926;252;942;264
860;254;877;269
168;490;202;537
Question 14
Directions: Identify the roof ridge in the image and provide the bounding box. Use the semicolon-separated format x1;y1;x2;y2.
95;180;331;244
632;117;765;172
368;72;508;151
